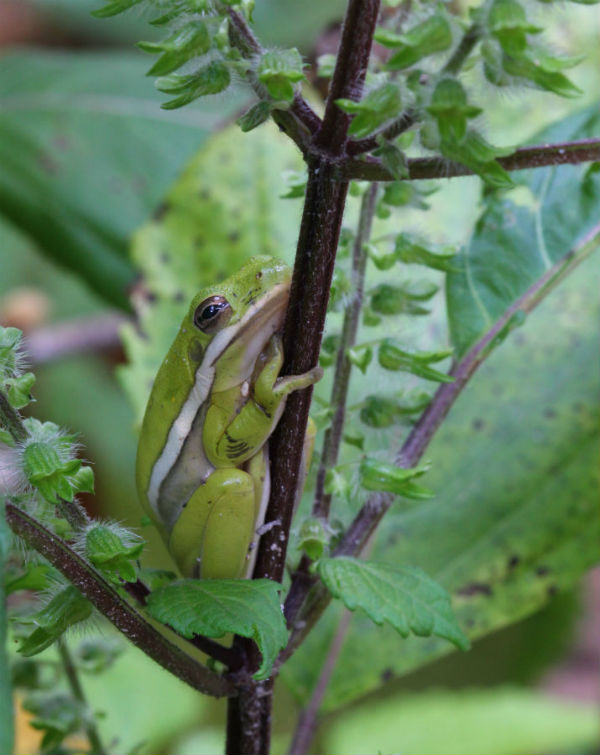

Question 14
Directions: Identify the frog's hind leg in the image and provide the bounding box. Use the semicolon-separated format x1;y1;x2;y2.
169;469;256;579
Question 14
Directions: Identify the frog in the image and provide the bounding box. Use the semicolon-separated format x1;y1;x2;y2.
136;255;322;580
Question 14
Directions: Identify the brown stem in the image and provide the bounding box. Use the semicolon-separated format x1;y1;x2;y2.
23;313;127;365
58;638;107;755
6;504;235;698
228;3;382;752
280;221;600;663
287;610;353;755
344;138;600;181
315;0;381;152
312;183;379;521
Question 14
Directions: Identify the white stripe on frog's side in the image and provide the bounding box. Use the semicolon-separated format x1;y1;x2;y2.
146;282;288;521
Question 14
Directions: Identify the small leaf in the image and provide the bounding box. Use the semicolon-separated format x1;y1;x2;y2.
147;579;288;679
298;518;330;561
19;587;92;656
6;564;54;595
257;48;305;102
324;468;352;502
502;53;582;97
359;457;432;495
0;326;22;378
367;243;397;271
5;372;35;409
92;0;144;18
22;440;81;504
316;53;336;78
157;62;231;109
347;346;373;374
237;101;271;133
370;282;438;315
427;79;482;142
139;22;212;77
317;557;469;650
337;84;403;139
378;339;454;382
70;466;95;495
395;236;460;272
385;15;453;70
85;525;143;584
359;391;432;428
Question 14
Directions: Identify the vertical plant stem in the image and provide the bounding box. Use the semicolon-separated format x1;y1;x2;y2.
57;638;107;755
312;183;379;521
287;609;353;755
228;2;381;752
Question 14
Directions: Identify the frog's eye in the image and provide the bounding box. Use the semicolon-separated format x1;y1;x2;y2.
193;296;232;334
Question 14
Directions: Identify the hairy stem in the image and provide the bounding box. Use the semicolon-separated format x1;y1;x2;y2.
280;222;600;661
58;638;107;755
228;2;381;752
344;138;600;181
442;22;482;75
0;389;89;530
6;504;235;698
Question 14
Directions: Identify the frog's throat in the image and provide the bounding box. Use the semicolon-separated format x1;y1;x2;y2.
146;281;289;522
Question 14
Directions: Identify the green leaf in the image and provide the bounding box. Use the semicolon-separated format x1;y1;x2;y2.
324;688;600;755
441;129;514;188
85;525;143;584
370;282;438;315
139;21;212;77
427;79;482;142
0;500;14;755
502;53;582;97
298;518;330;561
22;439;81;504
147;579;288;679
378;339;454;382
6;564;55;595
4;372;35;410
257;48;305;102
447;105;600;356
0;51;243;308
157;62;231;109
92;0;145;17
237;100;272;132
359;458;433;496
318;557;469;650
70;466;95;495
359;391;432;428
0;326;22;379
336;84;403;139
384;15;453;69
373;142;409;179
395;236;460;272
347;346;373;374
285;239;600;709
19;586;93;656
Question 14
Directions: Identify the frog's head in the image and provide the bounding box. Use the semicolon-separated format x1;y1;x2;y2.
183;255;290;392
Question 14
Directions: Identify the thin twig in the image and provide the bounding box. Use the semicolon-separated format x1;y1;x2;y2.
6;504;235;698
315;0;381;152
57;638;107;755
280;221;600;662
24;313;128;366
312;183;380;521
344;138;600;181
287;610;353;755
442;22;482;75
347;109;417;156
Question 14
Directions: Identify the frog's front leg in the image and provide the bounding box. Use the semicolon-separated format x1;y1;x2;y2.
204;336;322;468
169;468;258;579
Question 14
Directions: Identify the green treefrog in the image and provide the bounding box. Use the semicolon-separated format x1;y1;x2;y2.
136;256;322;580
